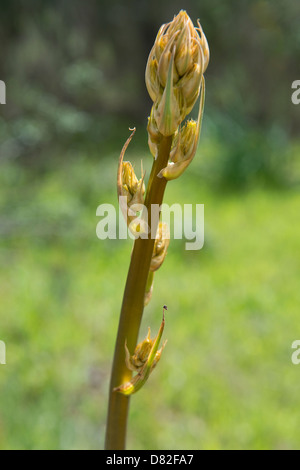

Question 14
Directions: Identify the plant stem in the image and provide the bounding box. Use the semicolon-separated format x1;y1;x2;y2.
105;134;173;450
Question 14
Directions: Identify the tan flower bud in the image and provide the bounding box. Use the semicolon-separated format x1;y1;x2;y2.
117;129;144;206
147;106;161;158
170;119;197;163
117;128;147;237
150;222;170;272
178;46;203;115
157;32;180;88
174;24;192;77
158;76;206;180
153;50;182;136
115;309;167;395
125;327;153;372
154;25;168;63
196;20;210;74
121;161;145;207
145;52;160;103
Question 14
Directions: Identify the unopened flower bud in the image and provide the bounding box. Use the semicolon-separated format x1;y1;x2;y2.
177;49;202;115
170;119;197;163
153;58;182;136
121;161;145;207
158;76;205;180
145;54;160;103
150;222;170;272
196;20;210;74
117;128;147;233
147;107;162;158
115;310;167;395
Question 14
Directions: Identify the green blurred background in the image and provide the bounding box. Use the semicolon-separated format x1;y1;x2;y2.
0;0;300;450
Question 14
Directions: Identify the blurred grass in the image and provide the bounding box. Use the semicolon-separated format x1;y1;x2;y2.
0;139;300;450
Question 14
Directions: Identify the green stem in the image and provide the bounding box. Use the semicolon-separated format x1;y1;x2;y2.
105;134;173;450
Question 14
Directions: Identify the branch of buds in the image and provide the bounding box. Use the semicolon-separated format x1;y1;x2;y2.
105;10;209;450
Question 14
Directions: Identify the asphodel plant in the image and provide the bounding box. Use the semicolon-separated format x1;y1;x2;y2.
105;10;209;450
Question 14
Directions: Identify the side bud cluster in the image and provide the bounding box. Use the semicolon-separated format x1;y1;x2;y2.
117;128;146;234
150;222;170;272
